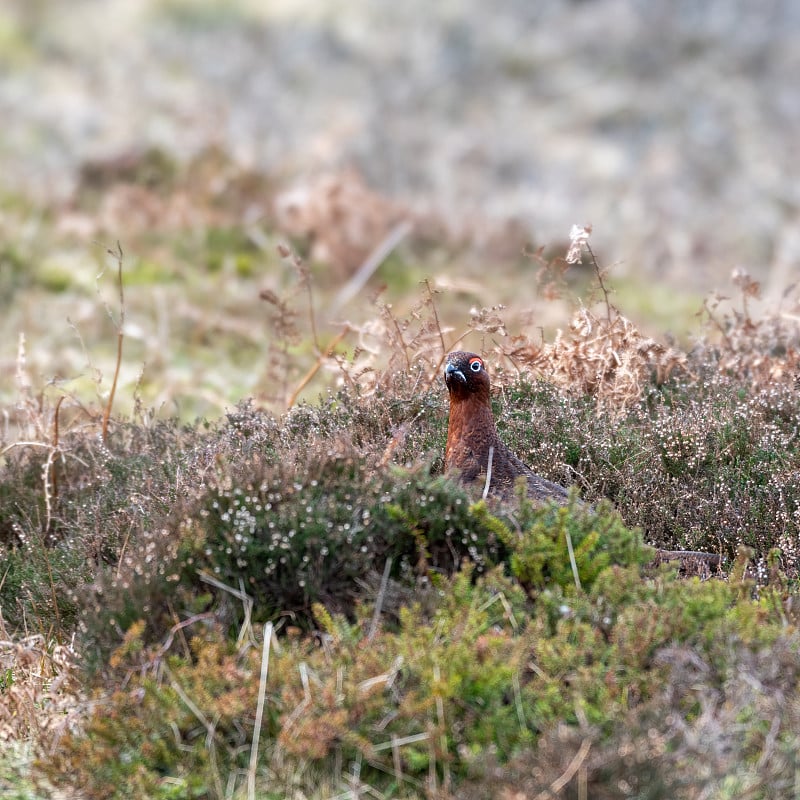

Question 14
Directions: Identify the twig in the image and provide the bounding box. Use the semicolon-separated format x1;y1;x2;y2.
512;672;526;731
248;622;273;800
391;735;403;787
384;303;412;372
357;656;403;694
533;738;592;800
163;662;224;799
50;396;64;508
423;278;447;356
115;519;136;580
298;256;320;352
700;296;735;351
102;242;125;443
361;759;425;793
478;591;519;631
41;446;56;536
197;571;255;648
349;752;363;797
757;711;781;771
331;219;412;314
278;244;323;354
35;501;62;636
433;663;450;793
565;526;582;592
482;446;494;500
281;662;311;731
0;441;61;456
372;732;430;751
585;241;613;322
151;612;216;664
286;325;350;409
368;558;393;643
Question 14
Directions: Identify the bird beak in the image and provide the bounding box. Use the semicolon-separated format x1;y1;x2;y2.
445;363;466;384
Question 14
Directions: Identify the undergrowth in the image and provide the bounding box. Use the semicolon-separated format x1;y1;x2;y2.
38;548;800;799
3;229;800;798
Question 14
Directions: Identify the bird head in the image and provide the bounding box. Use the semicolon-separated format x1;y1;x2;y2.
444;351;491;402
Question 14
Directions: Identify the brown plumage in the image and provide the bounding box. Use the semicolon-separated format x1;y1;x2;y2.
443;351;569;503
443;350;723;572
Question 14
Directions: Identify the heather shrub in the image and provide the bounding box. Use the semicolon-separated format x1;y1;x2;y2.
6;351;800;666
176;457;506;622
460;624;800;800
73;391;505;656
43;521;798;800
494;372;800;564
44;627;260;800
6;258;800;799
1;419;199;634
472;488;652;597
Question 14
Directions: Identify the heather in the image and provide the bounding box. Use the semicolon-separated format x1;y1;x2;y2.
3;2;800;796
4;243;800;798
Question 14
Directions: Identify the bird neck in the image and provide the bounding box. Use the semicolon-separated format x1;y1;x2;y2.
445;393;498;466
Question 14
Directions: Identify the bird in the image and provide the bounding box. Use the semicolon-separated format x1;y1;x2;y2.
443;350;723;573
443;350;569;503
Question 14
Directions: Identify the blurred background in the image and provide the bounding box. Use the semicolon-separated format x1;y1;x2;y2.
2;0;799;417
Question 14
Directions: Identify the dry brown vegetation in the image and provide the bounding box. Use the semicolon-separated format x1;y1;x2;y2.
3;212;800;798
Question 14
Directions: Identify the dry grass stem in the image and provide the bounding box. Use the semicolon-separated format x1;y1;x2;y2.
286;325;351;409
533;738;592;800
248;621;273;800
482;446;494;500
564;527;581;592
367;558;393;643
331;219;413;314
102;242;126;444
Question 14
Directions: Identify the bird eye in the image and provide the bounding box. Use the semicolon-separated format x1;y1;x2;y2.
469;359;482;372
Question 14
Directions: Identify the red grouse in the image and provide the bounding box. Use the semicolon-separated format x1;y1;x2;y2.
443;350;722;573
444;351;569;503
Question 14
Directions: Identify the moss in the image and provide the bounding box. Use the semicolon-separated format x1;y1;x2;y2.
200;226;261;273
122;258;177;286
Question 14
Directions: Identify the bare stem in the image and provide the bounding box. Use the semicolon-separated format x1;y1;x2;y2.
102;242;125;443
586;242;613;321
423;278;447;356
286;325;350;409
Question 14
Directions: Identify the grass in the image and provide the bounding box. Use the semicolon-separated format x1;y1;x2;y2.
3;156;800;798
1;148;719;424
